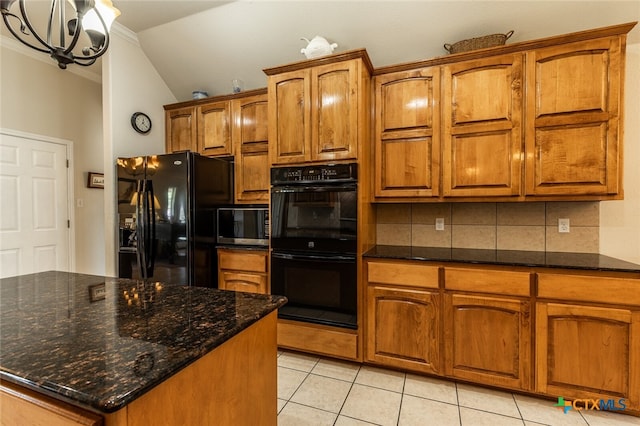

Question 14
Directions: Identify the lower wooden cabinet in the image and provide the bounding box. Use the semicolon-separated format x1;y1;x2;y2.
365;260;441;374
217;248;268;294
363;258;640;415
444;293;531;390
536;302;640;408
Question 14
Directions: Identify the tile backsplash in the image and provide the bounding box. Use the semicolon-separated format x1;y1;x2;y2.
376;202;599;253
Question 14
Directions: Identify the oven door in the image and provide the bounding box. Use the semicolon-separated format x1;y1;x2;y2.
270;184;357;254
271;251;357;329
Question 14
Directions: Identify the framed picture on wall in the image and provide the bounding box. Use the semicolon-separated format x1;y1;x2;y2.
87;172;105;189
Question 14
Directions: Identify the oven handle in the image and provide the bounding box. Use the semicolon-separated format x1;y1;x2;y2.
271;252;356;263
271;184;357;193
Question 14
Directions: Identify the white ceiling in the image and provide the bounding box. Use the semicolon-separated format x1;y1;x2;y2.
4;1;640;102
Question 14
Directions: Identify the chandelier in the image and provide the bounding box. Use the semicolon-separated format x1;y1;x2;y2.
0;0;120;69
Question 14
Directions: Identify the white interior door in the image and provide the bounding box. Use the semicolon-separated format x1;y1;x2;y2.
0;131;70;278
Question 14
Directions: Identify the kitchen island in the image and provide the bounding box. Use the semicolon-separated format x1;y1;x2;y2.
0;271;287;425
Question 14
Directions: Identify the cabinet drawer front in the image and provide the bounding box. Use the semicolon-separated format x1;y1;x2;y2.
219;251;267;272
445;268;530;296
221;272;267;294
537;273;640;306
367;261;439;289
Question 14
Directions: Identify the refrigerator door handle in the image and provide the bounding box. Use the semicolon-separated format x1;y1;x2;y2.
148;180;156;274
135;180;148;280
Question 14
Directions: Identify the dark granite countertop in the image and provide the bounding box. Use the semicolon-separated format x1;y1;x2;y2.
0;271;287;414
364;245;640;273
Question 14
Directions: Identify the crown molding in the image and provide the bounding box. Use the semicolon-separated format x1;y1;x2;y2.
0;34;102;84
111;22;140;47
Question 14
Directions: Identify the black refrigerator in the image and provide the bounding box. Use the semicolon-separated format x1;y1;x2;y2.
117;152;233;287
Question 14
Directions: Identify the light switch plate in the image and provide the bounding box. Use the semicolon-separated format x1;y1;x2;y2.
435;217;445;231
558;218;570;233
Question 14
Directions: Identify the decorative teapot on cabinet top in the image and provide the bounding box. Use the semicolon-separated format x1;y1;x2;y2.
300;36;338;59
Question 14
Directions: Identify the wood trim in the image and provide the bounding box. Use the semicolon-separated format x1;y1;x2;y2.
263;48;373;76
537;273;640;306
445;267;531;296
0;380;103;426
277;320;359;361
367;260;440;289
163;88;268;110
373;22;637;75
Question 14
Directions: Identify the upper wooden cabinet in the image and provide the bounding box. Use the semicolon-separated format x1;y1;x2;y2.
442;53;523;197
374;68;440;198
232;93;269;203
265;50;373;165
197;101;232;157
372;22;635;201
164;89;270;204
525;37;623;196
165;106;197;153
165;102;232;156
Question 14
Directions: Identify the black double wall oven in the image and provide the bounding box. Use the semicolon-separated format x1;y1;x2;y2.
270;163;358;330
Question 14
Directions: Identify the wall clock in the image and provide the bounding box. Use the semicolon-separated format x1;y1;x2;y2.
131;112;152;134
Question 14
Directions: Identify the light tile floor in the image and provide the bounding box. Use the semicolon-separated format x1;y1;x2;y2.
276;350;640;426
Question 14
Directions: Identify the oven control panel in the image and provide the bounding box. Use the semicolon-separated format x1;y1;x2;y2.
271;163;357;185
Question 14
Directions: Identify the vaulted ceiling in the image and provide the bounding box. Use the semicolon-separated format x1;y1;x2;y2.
6;1;640;101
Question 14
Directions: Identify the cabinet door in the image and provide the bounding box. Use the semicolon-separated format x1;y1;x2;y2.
442;54;523;197
219;271;267;294
165;106;197;153
374;68;440;198
536;303;640;409
444;294;531;390
197;101;232;157
311;60;359;162
232;94;269;203
366;286;440;374
268;69;311;165
525;37;622;196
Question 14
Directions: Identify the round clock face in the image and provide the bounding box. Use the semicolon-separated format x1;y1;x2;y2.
131;112;152;134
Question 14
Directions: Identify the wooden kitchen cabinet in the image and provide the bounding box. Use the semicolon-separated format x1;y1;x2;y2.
365;260;441;374
525;37;624;196
441;53;524;197
165;90;270;203
231;93;269;203
536;272;640;410
443;267;532;390
373;67;440;198
217;248;268;294
265;50;372;165
165;100;231;156
197;100;232;157
165;106;197;153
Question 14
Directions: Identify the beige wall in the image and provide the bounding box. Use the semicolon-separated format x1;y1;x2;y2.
1;25;177;277
0;39;105;274
600;42;640;264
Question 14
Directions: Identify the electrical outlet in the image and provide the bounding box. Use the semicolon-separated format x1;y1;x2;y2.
558;218;570;233
435;217;445;231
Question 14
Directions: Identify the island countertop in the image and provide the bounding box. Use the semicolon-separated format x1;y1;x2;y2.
0;271;287;414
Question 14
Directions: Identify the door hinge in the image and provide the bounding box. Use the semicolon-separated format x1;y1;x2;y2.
66;159;69;168
67;220;70;228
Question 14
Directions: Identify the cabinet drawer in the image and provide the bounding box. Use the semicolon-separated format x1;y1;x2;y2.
445;267;530;296
537;273;640;306
218;250;267;272
367;261;439;289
